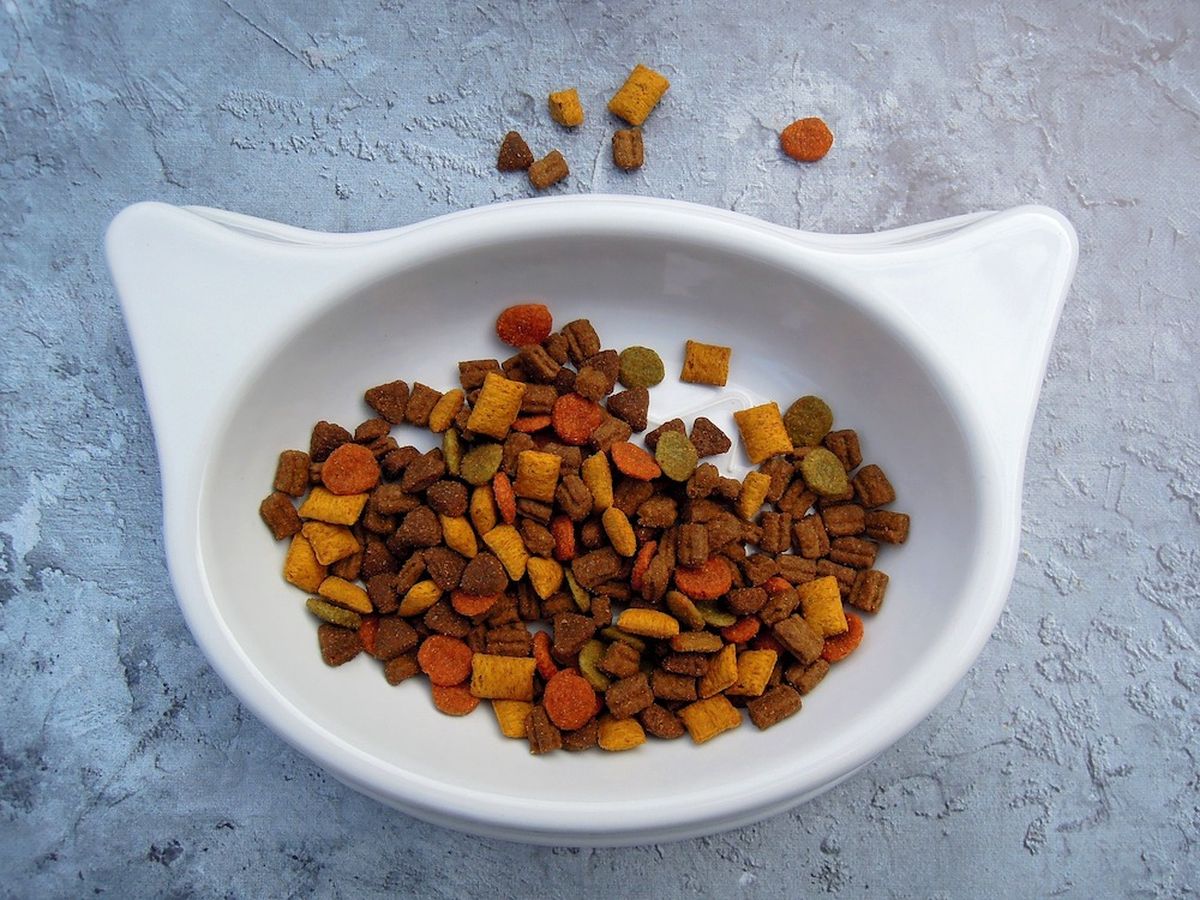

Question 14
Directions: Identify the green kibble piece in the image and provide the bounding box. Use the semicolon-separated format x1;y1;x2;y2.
693;600;736;627
578;639;611;691
305;597;363;629
443;428;463;476
564;569;591;614
460;442;504;485
618;346;665;389
783;395;834;448
598;626;647;653
800;447;850;497
655;430;699;482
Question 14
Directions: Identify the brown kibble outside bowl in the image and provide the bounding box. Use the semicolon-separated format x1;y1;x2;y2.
780;117;833;163
612;128;644;171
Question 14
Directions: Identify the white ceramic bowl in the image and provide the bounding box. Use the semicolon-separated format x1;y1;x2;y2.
105;196;1076;846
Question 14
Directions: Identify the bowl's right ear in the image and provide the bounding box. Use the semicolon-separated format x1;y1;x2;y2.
803;205;1077;497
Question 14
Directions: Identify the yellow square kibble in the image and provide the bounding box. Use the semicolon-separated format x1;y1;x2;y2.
428;388;465;433
396;579;442;616
466;373;526;439
597;714;647;751
283;534;326;593
317;576;373;614
727;649;778;697
492;699;534;738
300;521;361;565
617;608;681;639
679;695;742;744
440;515;479;558
482;524;529;580
581;452;614;511
526;557;564;600
697;642;738;698
607;63;670;126
470;654;537;701
548;87;584;127
469;485;498;536
734;402;794;465
297;487;368;525
680;339;731;386
735;470;772;521
514;450;562;503
798;576;848;637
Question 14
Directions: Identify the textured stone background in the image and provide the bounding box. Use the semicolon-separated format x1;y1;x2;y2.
2;0;1197;895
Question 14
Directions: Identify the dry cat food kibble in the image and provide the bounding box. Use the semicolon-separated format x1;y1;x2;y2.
258;306;911;755
780;117;834;163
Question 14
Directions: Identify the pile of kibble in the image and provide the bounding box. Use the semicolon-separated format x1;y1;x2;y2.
258;304;908;754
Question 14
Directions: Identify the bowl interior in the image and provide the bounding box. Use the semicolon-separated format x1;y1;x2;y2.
199;229;983;814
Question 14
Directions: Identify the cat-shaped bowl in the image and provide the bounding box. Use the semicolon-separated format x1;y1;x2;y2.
105;196;1076;846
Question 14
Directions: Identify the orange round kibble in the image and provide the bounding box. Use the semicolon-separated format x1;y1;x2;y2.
511;414;553;434
673;556;733;600
321;442;381;495
822;612;864;662
552;393;604;446
609;441;662;481
780;117;833;163
431;682;481;716
543;669;598;731
721;616;761;644
496;303;553;347
417;635;474;686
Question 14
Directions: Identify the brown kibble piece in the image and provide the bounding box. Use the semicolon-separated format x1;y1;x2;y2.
519;344;562;383
310;421;352;462
367;574;399;614
398;449;444;494
364;382;409;425
384;652;420;684
274;450;311;496
852;464;896;508
676;523;709;568
460;552;508;595
373;616;419;660
747;684;802;730
561;320;601;366
605;672;655;719
727;586;767;615
822;504;866;537
423;546;466;591
525;705;562;754
317;624;361;667
552;611;597;658
773;615;824;664
612;128;644;170
497;130;534;171
759;511;792;554
785;658;830;695
777;554;818;585
793;514;830;559
758;586;800;626
354;418;390;444
459;359;503;390
829;537;878;569
651;670;698;702
260;491;301;540
394;506;442;548
865;509;910;544
823;430;862;471
848;568;890;613
689;417;732;458
640;703;685;739
644;418;686;451
607;387;649;432
529;150;569;190
562;719;599;752
598;640;641;678
404;383;443;427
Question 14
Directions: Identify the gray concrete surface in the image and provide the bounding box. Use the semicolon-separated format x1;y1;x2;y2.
2;0;1197;895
